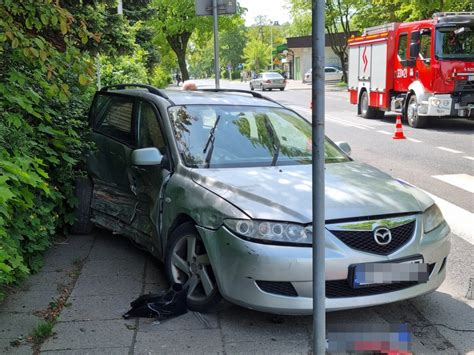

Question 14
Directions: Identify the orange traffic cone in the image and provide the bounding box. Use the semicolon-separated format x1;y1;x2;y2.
393;115;406;140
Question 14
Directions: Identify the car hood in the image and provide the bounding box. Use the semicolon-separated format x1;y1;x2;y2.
190;162;427;224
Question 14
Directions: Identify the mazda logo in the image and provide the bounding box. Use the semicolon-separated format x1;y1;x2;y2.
374;227;392;245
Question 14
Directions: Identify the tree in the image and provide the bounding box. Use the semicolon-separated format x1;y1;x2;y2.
287;0;312;36
326;0;359;82
243;39;271;72
353;0;474;29
150;0;243;81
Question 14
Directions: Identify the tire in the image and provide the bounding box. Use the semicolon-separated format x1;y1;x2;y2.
70;176;94;235
165;222;222;313
406;94;429;128
358;90;378;119
250;83;254;91
280;88;284;91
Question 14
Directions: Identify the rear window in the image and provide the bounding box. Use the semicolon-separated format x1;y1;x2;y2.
263;73;283;78
90;94;135;145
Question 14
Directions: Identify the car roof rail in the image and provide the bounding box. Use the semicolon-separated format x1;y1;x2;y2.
199;89;283;107
100;84;171;101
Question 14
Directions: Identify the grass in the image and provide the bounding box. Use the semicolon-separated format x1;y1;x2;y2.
336;81;348;87
31;321;54;343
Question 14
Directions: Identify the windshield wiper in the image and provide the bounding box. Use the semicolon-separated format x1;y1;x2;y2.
202;115;221;168
263;116;281;166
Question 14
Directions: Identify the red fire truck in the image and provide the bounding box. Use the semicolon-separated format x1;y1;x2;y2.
348;12;474;128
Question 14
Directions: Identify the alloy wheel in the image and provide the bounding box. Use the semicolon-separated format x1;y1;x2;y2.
170;235;216;302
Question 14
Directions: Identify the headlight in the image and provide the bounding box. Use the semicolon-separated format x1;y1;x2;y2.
224;219;312;245
423;204;445;233
431;98;441;107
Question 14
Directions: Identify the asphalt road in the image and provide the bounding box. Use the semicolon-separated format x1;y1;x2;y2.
187;79;473;353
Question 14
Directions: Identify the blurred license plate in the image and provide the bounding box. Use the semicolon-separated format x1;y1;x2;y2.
350;257;429;289
469;75;474;81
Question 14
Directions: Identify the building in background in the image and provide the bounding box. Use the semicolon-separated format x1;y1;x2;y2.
286;32;357;81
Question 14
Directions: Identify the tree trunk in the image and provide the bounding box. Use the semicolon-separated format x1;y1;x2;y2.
166;32;191;81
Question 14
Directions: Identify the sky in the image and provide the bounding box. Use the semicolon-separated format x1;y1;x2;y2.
237;0;291;26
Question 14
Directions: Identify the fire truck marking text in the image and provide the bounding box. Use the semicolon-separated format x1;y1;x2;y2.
396;68;408;79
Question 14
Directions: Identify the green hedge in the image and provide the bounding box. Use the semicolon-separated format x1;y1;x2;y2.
0;1;95;300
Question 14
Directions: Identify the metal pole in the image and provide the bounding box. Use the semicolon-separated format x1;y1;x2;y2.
270;24;273;70
312;0;325;353
212;0;220;89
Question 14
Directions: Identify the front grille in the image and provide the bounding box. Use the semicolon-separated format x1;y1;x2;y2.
329;221;415;255
326;280;417;298
454;80;474;92
256;281;298;297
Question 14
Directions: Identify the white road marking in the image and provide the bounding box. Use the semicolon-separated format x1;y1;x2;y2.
407;138;422;143
437;146;463;154
463;156;474;161
377;130;392;135
432;174;474;193
326;115;376;130
423;191;474;246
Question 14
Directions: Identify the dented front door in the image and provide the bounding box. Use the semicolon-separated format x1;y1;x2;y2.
87;93;138;227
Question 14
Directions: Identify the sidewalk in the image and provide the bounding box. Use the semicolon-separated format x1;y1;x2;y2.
0;231;312;354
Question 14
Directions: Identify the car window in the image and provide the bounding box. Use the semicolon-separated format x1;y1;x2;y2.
93;94;135;145
325;68;336;72
419;30;431;60
169;105;350;168
398;33;408;60
137;101;166;154
264;73;284;78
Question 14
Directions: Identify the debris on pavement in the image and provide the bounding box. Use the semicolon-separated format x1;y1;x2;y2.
123;283;187;321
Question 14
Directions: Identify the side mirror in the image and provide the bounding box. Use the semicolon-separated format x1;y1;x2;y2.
336;141;351;156
131;148;163;166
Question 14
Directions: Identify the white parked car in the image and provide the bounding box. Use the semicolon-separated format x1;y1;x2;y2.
304;66;344;82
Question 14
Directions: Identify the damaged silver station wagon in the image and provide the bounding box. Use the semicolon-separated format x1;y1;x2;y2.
74;84;451;314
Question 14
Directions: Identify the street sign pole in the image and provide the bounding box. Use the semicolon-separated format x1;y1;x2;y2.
212;0;220;89
311;0;325;353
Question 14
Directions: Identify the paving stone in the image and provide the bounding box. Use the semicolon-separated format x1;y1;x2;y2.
18;271;71;293
134;328;224;354
219;307;309;344
225;340;310;354
0;312;41;341
40;347;129;354
138;311;219;332
2;344;33;355
0;290;57;314
88;234;146;262
58;294;133;322
41;320;135;351
142;283;167;294
71;275;143;298
80;258;145;279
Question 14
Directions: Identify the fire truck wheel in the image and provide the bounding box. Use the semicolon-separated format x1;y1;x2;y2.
406;95;428;128
359;90;377;119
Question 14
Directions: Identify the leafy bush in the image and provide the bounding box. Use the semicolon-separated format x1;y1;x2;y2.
149;65;172;88
0;1;100;300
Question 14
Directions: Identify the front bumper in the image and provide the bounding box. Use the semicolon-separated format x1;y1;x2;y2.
197;217;450;315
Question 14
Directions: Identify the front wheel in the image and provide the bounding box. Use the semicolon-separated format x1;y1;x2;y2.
165;222;222;313
406;95;428;128
280;88;284;91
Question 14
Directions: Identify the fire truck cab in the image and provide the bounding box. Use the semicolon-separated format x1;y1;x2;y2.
348;12;474;128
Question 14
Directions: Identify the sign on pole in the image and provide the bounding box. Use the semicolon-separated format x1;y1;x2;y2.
195;0;236;89
195;0;236;16
312;0;326;353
